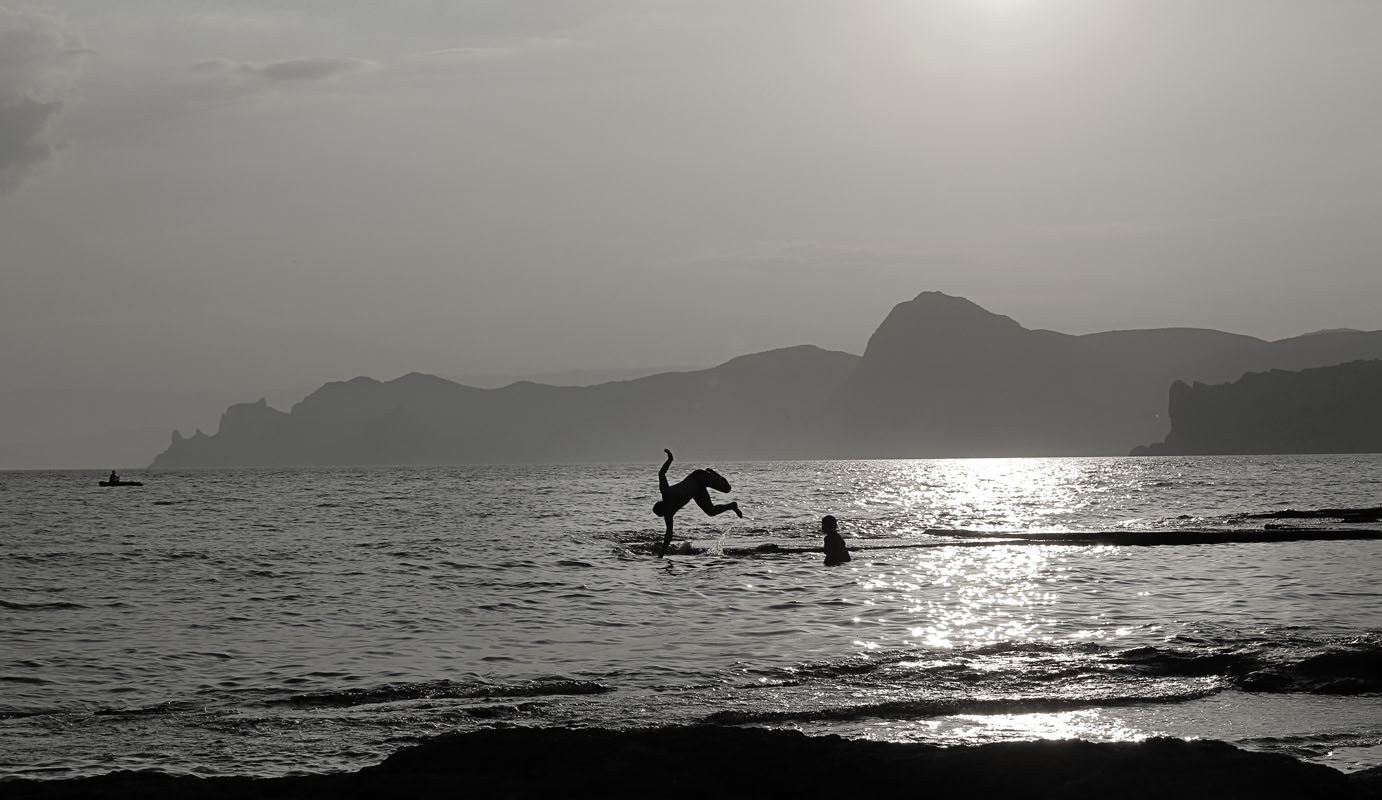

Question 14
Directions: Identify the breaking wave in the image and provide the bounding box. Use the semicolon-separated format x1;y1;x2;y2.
271;677;611;708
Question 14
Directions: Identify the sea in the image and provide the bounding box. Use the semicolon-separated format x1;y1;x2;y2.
2;455;1380;780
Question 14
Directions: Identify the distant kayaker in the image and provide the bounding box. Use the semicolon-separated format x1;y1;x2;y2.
653;449;742;557
108;470;119;484
822;515;850;566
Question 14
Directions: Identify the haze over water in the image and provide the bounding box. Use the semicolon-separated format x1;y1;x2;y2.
3;455;1380;779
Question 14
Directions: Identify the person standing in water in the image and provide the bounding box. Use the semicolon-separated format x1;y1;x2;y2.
653;449;742;557
822;515;850;566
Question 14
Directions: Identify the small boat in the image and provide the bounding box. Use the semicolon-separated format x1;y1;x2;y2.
99;480;144;487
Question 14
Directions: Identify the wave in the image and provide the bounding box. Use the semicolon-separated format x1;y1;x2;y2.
696;635;1382;730
1110;634;1382;694
1236;506;1382;524
0;709;61;720
94;701;198;717
0;675;53;685
0;599;87;611
1231;647;1382;694
748;633;1382;699
638;526;1382;559
1235;729;1382;764
701;689;1218;725
270;677;611;708
924;528;1382;546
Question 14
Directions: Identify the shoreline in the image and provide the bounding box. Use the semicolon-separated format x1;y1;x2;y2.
4;726;1381;800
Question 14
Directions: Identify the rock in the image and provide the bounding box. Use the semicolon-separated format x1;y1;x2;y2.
3;726;1376;800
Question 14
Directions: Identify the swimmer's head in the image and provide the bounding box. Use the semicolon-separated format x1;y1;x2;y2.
653;501;667;517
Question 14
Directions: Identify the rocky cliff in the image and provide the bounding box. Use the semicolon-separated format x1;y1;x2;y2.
1132;360;1382;455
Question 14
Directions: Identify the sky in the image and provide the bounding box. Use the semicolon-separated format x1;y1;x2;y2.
3;0;1381;399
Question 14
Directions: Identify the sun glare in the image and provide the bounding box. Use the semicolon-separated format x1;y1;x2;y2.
951;710;1149;743
921;457;1087;532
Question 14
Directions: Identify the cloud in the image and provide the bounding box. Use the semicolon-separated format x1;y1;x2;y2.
184;36;576;99
257;56;372;82
0;7;85;193
191;55;374;83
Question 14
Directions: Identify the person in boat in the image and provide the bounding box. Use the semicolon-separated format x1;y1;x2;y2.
653;449;742;557
822;515;850;566
108;470;120;484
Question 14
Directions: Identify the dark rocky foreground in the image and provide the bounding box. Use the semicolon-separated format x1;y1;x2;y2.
5;726;1381;800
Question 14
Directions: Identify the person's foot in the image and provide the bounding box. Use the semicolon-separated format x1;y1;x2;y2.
731;502;743;518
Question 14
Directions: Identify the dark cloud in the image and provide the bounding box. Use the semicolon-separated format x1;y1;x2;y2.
0;7;84;193
0;94;59;193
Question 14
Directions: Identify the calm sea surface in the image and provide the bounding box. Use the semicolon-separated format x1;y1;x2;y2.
2;456;1380;779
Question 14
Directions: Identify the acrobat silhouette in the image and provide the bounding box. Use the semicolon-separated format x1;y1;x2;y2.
653;449;741;557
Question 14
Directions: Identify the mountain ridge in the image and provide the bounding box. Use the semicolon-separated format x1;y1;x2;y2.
150;292;1382;467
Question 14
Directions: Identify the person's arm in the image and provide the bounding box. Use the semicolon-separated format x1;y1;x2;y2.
658;514;674;557
658;449;673;493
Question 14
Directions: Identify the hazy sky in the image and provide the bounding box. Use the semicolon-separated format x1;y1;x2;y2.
4;0;1380;394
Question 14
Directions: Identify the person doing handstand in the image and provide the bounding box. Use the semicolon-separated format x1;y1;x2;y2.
653;448;742;557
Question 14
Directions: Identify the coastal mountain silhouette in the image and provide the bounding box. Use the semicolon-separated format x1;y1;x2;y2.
827;292;1381;457
1132;359;1382;455
150;291;1382;467
153;345;858;467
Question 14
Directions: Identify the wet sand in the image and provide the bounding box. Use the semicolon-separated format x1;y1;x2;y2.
5;726;1381;799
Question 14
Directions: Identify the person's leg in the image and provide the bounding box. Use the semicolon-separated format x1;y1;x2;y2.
700;468;732;493
693;489;742;518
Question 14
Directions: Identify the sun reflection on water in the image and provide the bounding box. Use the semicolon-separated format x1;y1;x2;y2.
840;710;1156;748
852;456;1151;534
857;543;1073;650
947;710;1151;744
831;457;1166;651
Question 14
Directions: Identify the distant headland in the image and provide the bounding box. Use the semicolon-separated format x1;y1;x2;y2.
1131;359;1382;456
151;292;1382;467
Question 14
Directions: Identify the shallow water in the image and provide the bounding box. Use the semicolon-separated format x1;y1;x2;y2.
2;455;1380;778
